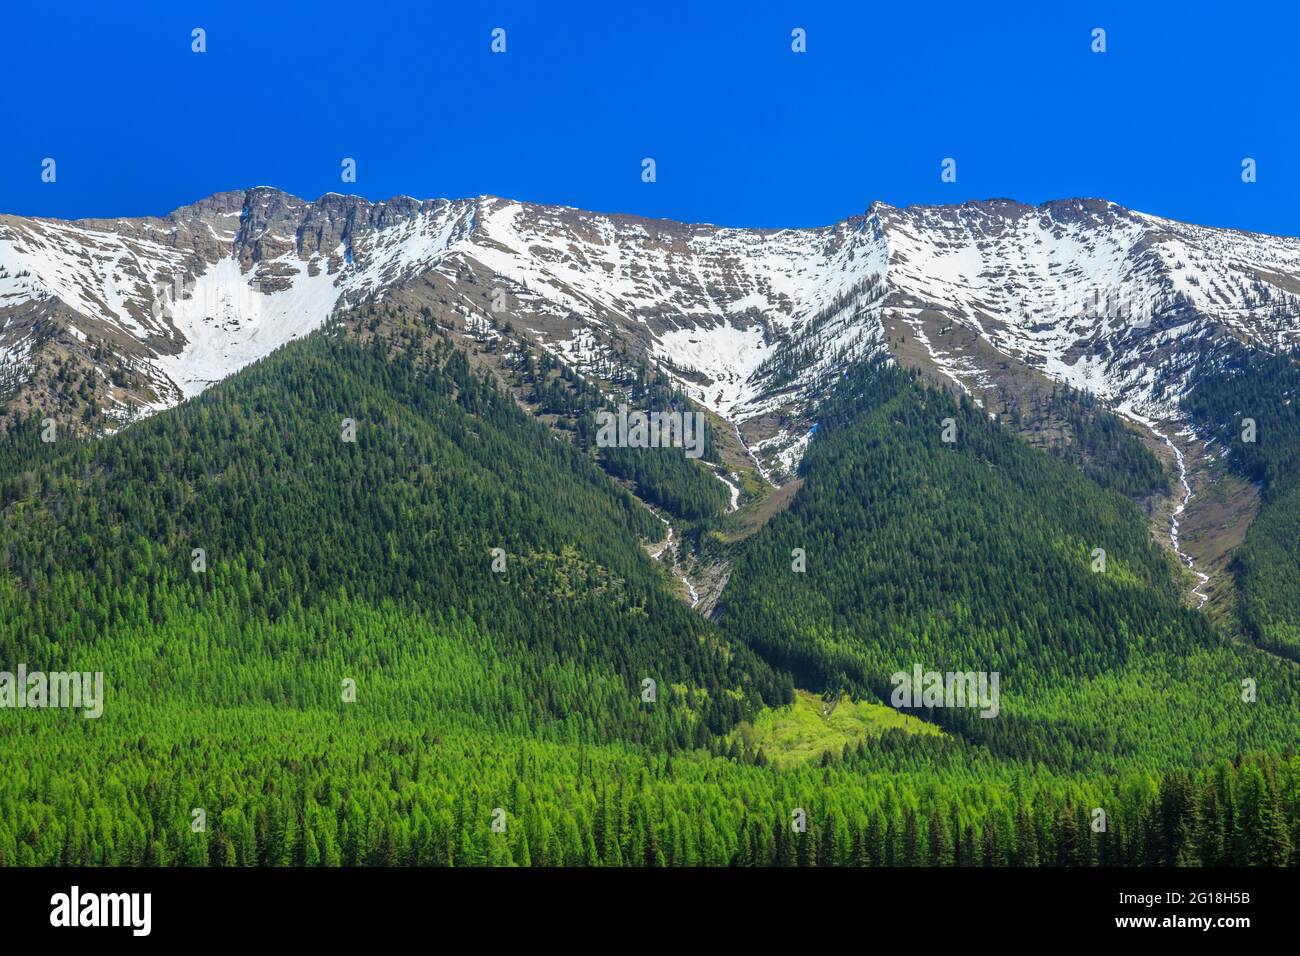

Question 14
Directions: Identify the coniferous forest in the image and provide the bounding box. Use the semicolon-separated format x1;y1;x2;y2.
1185;345;1300;661
1;309;1299;868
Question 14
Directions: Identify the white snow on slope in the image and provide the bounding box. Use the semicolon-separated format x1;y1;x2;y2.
459;199;891;421
0;218;190;335
150;255;344;399
5;191;1300;485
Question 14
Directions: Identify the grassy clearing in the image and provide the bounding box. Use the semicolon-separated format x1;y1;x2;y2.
734;689;944;767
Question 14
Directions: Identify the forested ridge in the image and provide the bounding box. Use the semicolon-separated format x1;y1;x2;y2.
0;321;788;740
1002;382;1169;500
1;316;1299;866
1184;346;1300;660
718;358;1300;771
462;308;730;523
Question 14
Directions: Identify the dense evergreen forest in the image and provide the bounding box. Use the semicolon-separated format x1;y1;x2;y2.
467;316;730;522
1;311;1299;866
0;320;787;741
1184;345;1300;660
719;358;1300;770
1003;383;1169;500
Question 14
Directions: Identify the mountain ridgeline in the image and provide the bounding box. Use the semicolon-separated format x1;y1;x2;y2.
2;210;1300;865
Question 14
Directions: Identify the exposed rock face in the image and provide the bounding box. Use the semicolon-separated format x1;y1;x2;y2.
2;188;1299;479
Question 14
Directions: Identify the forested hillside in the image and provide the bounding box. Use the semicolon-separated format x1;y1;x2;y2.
1;315;1299;866
1004;383;1169;501
0;314;789;743
480;322;730;522
718;358;1300;771
1185;346;1300;660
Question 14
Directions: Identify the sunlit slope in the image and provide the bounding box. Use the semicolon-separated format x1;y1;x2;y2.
718;358;1300;771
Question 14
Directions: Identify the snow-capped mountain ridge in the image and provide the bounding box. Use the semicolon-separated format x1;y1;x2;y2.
2;188;1299;477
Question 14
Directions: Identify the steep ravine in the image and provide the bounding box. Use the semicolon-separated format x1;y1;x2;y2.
1137;418;1212;609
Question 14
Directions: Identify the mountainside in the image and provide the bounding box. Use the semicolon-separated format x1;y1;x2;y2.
1183;345;1300;659
718;357;1300;772
3;302;1299;868
9;188;1300;627
6;189;1300;473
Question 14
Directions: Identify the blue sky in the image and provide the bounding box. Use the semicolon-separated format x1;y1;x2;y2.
3;1;1297;234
